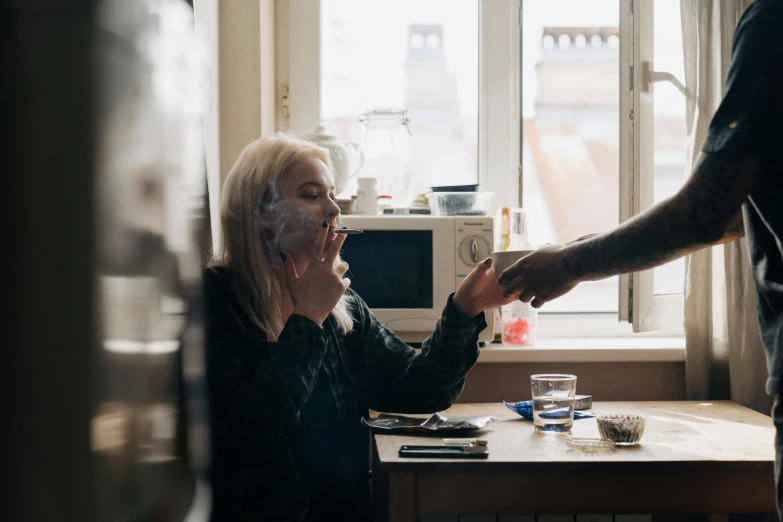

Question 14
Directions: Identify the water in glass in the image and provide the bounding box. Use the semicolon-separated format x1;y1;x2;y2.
531;374;577;433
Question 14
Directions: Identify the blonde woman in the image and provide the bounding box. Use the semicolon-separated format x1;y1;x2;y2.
204;133;518;522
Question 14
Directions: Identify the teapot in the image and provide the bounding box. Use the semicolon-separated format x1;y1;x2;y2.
305;125;364;195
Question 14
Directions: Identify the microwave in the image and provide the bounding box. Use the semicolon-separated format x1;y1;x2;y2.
340;215;494;343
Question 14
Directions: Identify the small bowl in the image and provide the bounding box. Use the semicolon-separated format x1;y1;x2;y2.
596;414;646;446
489;250;533;274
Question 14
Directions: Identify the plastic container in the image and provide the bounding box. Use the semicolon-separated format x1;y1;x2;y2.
356;177;378;215
430;184;479;193
501;300;537;346
376;195;393;215
426;192;493;216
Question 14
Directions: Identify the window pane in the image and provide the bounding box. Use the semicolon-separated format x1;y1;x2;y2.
321;0;479;200
653;2;687;296
521;0;619;313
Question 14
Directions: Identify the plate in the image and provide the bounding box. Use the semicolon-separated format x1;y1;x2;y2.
566;437;615;452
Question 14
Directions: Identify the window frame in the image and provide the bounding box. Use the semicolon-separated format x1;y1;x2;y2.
276;0;322;135
618;0;685;332
479;0;522;215
276;0;684;337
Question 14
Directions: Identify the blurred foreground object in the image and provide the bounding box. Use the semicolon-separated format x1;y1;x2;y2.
2;0;210;520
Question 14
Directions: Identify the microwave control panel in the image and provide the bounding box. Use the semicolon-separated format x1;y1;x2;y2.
455;216;494;287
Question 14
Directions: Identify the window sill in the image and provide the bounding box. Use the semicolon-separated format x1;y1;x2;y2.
477;337;686;363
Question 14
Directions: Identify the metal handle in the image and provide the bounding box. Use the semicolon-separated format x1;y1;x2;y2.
643;61;690;99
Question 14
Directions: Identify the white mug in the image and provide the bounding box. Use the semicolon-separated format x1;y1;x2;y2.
489;249;533;275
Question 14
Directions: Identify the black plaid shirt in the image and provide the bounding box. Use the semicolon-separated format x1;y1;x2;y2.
204;267;486;522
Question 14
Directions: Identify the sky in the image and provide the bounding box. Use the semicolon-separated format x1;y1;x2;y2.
322;0;686;120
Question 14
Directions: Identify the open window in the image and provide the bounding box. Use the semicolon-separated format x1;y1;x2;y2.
276;0;686;336
618;0;686;332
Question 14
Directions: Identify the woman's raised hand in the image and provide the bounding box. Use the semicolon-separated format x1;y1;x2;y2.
453;257;520;318
280;221;351;326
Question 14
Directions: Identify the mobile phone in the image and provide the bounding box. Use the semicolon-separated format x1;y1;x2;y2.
398;445;489;459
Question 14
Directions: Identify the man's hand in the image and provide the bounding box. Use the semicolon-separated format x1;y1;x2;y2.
495;151;757;309
508;152;757;289
497;244;583;309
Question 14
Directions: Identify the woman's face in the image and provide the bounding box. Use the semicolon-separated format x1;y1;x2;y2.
268;157;342;257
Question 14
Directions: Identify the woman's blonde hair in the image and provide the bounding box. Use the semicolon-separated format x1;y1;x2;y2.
210;133;353;340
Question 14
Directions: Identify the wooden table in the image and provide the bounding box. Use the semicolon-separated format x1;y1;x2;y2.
371;401;775;521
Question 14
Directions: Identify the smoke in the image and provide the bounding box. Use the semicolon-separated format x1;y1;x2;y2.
258;198;323;260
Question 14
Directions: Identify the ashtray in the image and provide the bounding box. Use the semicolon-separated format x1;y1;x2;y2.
565;437;615;452
596;414;646;446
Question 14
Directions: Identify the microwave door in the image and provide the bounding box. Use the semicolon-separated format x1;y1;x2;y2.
341;229;434;310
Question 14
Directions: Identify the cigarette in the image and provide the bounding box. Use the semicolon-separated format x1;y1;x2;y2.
334;228;363;235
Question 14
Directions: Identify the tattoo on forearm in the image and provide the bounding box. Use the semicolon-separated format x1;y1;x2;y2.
562;152;755;280
720;213;746;243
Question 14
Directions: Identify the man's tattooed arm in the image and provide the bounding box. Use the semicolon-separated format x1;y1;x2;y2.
563;152;758;281
717;211;746;244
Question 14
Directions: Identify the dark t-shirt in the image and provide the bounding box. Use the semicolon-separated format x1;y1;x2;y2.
702;0;783;394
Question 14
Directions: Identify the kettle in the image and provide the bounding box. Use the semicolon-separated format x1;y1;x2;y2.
305;124;364;195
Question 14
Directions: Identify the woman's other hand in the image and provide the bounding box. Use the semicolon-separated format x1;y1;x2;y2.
452;257;520;318
280;221;351;326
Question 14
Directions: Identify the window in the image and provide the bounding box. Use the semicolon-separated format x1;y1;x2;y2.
519;0;686;321
278;0;518;213
321;0;479;199
277;0;686;334
520;1;620;314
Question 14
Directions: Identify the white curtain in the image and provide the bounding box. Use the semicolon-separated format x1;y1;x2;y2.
681;0;772;414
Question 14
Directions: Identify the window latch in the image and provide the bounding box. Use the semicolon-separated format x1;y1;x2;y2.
642;61;690;99
280;85;290;120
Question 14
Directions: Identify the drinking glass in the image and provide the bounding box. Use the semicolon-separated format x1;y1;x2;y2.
531;374;577;433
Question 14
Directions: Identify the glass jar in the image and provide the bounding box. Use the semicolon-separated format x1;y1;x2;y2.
358;108;413;207
500;206;536;345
